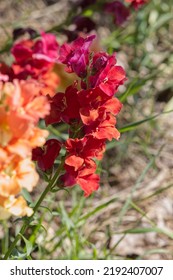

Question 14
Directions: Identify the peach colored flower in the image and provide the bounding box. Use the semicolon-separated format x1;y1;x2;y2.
0;196;33;220
0;79;50;218
36;69;60;97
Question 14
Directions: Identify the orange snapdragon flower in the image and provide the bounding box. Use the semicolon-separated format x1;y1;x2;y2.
0;79;50;219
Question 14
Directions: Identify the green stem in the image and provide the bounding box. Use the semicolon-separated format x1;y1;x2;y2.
3;159;65;260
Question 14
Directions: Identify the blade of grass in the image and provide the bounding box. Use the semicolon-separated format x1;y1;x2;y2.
130;201;155;227
119;110;173;133
117;146;163;226
59;201;74;231
78;196;118;224
105;234;126;258
122;227;173;239
119;70;161;103
139;183;173;202
137;248;171;260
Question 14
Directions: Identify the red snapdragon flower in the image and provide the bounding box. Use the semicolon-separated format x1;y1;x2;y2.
61;136;105;196
11;32;59;79
65;136;105;167
33;32;59;63
62;157;100;197
59;35;95;78
90;54;126;96
45;84;80;125
125;0;148;9
59;36;126;96
32;139;61;171
31;34;126;197
51;36;126;196
105;1;130;25
78;87;122;125
61;166;100;197
84;112;120;141
77;173;100;197
0;63;15;81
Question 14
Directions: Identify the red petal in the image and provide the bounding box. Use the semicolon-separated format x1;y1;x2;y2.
80;107;99;125
65;155;84;170
103;98;122;115
77;174;100;197
108;66;126;81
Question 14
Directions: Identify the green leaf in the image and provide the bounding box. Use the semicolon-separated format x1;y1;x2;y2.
19;234;33;257
10;248;27;260
21;188;33;203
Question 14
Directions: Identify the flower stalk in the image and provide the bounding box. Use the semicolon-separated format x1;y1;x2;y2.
3;158;65;260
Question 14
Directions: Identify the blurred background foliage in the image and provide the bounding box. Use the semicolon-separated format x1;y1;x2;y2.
0;0;173;259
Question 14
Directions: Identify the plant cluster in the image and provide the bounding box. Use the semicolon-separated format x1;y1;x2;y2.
0;0;149;259
0;27;127;218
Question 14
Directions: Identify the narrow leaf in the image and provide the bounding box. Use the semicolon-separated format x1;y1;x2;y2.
19;234;33;256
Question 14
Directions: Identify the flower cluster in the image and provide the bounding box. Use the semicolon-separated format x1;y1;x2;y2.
37;35;126;196
0;0;150;223
0;32;60;219
0;79;49;219
1;32;60;97
1;30;126;216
